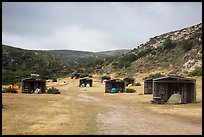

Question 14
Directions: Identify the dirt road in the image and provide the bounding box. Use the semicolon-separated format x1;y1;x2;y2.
94;93;201;135
2;77;202;135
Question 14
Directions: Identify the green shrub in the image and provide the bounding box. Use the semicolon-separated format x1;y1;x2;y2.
52;77;57;82
151;50;157;55
135;82;141;86
115;73;126;78
46;87;60;94
114;53;137;69
3;88;18;93
162;39;176;50
189;68;202;76
137;51;145;58
143;73;164;80
125;88;136;93
116;61;131;69
181;40;193;51
80;73;91;78
144;48;153;54
120;53;137;62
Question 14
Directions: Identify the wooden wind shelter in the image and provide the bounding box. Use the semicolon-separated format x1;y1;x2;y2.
151;76;196;104
22;76;46;93
105;79;125;93
144;78;153;94
79;78;93;87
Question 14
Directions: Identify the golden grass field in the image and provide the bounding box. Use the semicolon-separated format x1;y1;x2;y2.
2;72;202;135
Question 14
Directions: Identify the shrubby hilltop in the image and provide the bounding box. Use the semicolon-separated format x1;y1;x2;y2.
95;23;202;76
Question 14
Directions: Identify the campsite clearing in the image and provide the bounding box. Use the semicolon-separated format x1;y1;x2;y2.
2;75;202;135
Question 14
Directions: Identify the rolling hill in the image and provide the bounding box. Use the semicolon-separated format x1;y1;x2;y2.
46;49;130;69
2;45;71;84
2;45;129;84
84;23;202;76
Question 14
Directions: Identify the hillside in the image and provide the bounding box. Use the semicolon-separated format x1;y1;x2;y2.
95;50;130;56
94;23;202;76
2;45;71;84
46;49;129;69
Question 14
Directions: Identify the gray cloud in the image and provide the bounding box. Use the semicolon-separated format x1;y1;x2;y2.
2;2;202;52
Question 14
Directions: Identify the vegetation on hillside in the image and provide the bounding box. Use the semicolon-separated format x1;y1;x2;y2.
143;73;164;80
108;23;202;75
162;39;176;50
47;49;129;69
113;48;154;69
189;67;202;76
2;45;70;84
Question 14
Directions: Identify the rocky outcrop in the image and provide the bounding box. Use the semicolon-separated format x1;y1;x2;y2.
182;59;202;73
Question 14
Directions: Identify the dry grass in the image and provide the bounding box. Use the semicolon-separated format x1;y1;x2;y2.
2;73;202;135
2;93;106;135
115;73;202;124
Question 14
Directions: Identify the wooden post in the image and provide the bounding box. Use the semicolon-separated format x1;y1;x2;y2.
194;82;196;103
152;80;155;102
21;80;24;93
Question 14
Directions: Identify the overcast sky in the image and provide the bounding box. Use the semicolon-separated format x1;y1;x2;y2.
2;2;202;52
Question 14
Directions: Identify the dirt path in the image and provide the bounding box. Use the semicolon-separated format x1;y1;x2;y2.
2;77;202;135
94;96;201;135
69;91;201;135
58;80;201;135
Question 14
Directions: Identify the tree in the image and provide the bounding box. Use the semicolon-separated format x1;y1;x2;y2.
162;39;176;50
189;67;202;76
181;40;193;51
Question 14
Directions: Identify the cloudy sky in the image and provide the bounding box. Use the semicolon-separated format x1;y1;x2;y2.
2;2;202;52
